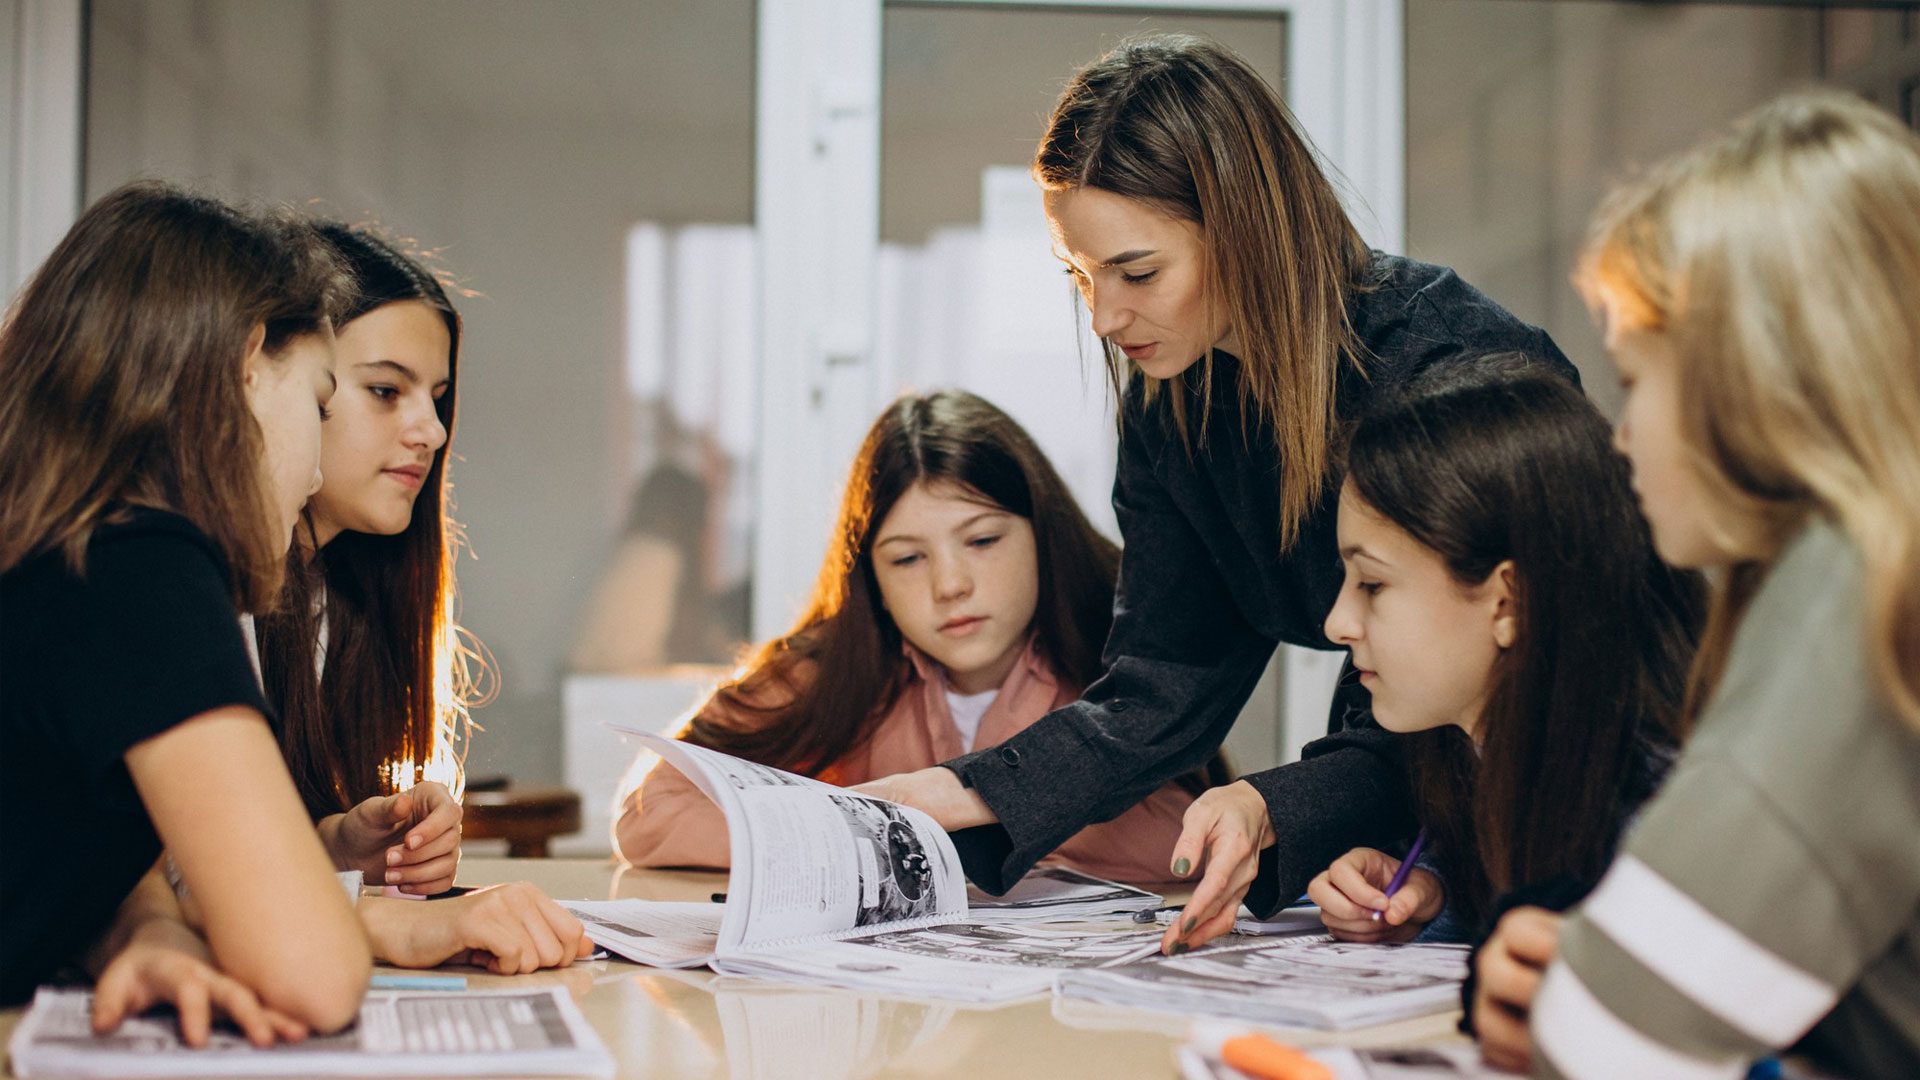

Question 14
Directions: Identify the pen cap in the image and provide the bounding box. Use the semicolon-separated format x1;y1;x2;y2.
1187;1022;1333;1080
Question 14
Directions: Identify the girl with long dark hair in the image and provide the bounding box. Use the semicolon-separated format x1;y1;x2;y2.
256;224;590;974
255;224;470;886
862;34;1576;933
618;390;1216;881
0;182;369;1037
1296;363;1701;948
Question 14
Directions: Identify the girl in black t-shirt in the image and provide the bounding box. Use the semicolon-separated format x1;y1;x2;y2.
0;183;370;1041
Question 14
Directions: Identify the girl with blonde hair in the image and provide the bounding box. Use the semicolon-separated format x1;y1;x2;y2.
1469;90;1920;1079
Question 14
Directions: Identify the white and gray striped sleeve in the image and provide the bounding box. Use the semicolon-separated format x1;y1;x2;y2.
1530;745;1915;1080
1530;524;1920;1080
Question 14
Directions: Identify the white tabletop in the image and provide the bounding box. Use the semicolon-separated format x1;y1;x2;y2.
2;856;1469;1079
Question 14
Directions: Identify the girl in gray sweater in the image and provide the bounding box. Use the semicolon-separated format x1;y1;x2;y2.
1473;90;1920;1080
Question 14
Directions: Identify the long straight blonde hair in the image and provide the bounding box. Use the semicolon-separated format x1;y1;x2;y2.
1577;89;1920;731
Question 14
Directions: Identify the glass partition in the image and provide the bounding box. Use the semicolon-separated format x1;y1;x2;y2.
86;2;757;846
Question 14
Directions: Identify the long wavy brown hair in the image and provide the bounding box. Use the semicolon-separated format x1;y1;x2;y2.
685;391;1120;777
1034;33;1373;552
255;223;481;818
0;182;347;605
1345;362;1704;928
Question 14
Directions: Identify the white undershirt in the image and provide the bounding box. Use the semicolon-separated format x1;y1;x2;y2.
236;585;329;689
238;613;263;687
945;687;998;754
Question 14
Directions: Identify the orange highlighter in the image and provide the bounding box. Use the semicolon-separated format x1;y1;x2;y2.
1190;1024;1334;1080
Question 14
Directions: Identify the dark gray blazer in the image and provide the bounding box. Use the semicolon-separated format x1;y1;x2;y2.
944;252;1577;913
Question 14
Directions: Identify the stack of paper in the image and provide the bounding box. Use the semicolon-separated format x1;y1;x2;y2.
566;896;1166;1002
562;899;723;969
715;918;1165;1001
1057;934;1470;1030
1150;905;1326;936
965;866;1161;920
6;987;613;1078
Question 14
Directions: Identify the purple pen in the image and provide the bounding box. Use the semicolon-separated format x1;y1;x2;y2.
1372;827;1429;923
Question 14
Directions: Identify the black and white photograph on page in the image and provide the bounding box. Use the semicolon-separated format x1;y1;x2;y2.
826;794;939;925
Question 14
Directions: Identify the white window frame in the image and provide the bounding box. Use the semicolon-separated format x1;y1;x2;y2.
1;0;82;302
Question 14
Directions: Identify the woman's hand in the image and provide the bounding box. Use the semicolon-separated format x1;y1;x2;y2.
322;782;462;895
1307;847;1445;943
359;882;594;975
850;767;997;830
92;920;310;1048
1473;906;1563;1072
1159;780;1275;955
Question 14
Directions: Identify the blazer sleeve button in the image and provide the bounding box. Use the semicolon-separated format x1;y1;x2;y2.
999;746;1021;767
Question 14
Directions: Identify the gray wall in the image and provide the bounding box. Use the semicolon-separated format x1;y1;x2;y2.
1406;0;1822;414
75;0;1920;788
84;0;754;783
1408;1;1920;414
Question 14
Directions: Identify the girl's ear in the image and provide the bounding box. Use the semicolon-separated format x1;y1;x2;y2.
1488;559;1518;650
239;323;269;391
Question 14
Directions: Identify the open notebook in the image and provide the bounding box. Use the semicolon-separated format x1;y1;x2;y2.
1058;933;1471;1030
7;987;612;1078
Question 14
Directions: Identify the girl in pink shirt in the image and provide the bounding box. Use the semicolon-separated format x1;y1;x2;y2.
616;390;1218;882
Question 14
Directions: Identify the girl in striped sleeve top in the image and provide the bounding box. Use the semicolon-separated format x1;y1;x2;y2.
1473;90;1920;1079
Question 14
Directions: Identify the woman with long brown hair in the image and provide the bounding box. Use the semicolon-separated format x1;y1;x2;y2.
255;223;470;887
864;34;1576;932
617;389;1213;881
0;182;369;1037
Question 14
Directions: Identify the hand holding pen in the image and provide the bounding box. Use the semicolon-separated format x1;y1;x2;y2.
1306;828;1443;944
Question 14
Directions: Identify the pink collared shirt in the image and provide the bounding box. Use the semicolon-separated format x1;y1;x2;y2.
614;638;1193;883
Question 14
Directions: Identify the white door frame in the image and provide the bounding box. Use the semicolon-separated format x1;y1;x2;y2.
752;0;1403;761
1;0;82;302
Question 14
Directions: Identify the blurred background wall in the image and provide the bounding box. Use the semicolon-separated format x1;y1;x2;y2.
2;0;1915;853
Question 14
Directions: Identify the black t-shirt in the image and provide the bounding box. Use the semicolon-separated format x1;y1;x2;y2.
1;509;269;1005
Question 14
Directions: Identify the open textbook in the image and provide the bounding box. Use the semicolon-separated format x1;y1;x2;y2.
571;730;1164;1000
565;863;1159;972
6;987;612;1078
1057;934;1470;1030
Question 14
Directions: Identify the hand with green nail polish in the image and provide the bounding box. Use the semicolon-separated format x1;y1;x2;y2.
1159;780;1275;955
